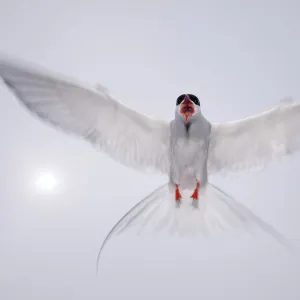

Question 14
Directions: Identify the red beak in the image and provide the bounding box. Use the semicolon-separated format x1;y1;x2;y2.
180;95;195;123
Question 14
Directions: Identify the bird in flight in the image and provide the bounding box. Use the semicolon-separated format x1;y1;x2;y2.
0;57;299;270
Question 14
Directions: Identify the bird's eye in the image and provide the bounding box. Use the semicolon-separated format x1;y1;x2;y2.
176;94;185;105
188;94;200;106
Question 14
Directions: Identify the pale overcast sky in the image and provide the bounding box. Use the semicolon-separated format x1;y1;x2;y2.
1;0;300;299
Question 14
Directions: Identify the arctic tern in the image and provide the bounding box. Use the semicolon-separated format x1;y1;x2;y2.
0;57;299;270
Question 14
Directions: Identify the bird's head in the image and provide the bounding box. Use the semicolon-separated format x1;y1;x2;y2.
175;94;201;124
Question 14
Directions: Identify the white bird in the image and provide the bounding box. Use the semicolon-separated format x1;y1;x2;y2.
0;57;299;270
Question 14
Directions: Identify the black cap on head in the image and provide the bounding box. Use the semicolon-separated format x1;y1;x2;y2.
176;94;200;106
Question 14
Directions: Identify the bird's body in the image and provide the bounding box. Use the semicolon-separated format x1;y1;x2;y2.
0;56;299;270
169;112;211;192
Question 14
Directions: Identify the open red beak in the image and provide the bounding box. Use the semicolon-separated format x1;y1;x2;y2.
180;95;195;123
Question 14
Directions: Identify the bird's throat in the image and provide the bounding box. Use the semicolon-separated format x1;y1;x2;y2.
185;121;191;132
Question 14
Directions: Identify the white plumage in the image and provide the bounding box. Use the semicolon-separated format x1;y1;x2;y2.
0;57;299;271
0;57;170;174
208;102;300;174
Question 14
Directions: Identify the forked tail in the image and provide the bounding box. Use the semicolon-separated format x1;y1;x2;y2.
96;182;295;273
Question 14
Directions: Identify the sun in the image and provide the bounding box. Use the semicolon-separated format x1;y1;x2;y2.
35;172;57;191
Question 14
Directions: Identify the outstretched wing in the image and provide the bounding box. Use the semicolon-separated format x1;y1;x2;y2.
0;58;170;174
208;101;300;175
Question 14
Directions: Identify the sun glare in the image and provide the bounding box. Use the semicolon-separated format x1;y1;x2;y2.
35;172;57;191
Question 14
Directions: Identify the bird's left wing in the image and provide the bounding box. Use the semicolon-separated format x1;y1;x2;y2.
0;58;170;174
208;101;300;175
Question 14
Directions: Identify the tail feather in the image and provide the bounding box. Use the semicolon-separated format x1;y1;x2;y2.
96;184;169;274
209;183;293;247
96;182;296;273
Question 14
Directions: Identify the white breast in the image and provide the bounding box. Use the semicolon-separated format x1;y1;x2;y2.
169;114;211;188
174;138;203;167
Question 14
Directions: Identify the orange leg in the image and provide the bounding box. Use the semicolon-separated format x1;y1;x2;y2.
191;181;200;200
175;184;182;201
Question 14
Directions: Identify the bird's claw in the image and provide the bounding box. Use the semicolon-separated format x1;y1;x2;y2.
175;184;182;207
190;181;200;200
175;184;182;200
190;189;198;200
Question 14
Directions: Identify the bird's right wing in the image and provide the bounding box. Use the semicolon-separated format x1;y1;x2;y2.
0;57;171;174
208;101;300;175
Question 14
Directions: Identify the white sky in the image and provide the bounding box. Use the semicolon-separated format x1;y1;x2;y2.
0;0;300;299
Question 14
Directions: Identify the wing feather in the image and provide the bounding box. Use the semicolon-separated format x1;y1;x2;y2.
0;58;170;173
208;101;300;175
